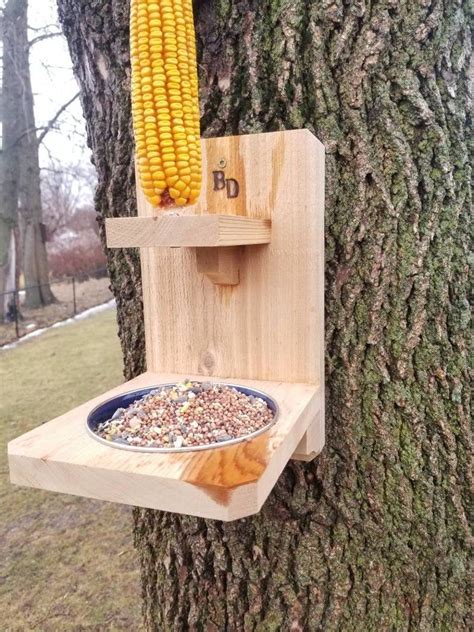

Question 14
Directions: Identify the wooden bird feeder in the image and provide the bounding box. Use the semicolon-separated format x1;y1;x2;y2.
8;129;325;521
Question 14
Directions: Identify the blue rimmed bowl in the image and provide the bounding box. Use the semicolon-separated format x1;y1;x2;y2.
86;382;279;453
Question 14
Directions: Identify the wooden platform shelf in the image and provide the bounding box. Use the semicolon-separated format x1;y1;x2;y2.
105;215;272;248
8;372;323;521
8;129;326;520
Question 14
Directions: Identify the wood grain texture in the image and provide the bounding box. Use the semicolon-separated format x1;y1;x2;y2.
105;215;271;248
138;131;324;381
196;247;242;285
8;371;321;521
137;130;325;457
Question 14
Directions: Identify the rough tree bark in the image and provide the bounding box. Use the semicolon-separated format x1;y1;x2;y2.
58;1;471;630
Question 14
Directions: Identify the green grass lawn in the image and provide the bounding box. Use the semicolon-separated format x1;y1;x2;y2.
0;309;143;631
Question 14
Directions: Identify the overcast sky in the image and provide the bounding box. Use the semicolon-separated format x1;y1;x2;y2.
30;0;89;170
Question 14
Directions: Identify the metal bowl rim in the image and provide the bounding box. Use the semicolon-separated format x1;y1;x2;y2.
86;382;279;453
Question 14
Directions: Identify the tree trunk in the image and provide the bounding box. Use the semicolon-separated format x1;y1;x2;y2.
1;230;17;318
13;0;55;307
58;1;471;630
0;0;22;320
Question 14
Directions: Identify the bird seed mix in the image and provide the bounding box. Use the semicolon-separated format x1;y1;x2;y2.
95;380;275;450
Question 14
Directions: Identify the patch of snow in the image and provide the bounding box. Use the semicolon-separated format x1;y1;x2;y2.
1;299;116;351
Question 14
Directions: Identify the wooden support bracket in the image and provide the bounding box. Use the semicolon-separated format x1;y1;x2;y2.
106;215;270;285
196;246;242;285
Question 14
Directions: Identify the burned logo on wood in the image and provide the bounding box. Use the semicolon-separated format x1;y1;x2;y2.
212;168;240;199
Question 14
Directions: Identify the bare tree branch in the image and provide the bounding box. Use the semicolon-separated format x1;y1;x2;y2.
29;31;63;48
36;91;80;145
27;23;59;32
4;91;81;150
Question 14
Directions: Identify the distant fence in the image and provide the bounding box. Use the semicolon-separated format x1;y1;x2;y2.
0;267;112;345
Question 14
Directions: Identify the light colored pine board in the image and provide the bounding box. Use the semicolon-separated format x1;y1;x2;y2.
136;130;325;458
138;130;324;383
196;247;242;285
8;371;322;521
105;215;271;248
292;407;325;461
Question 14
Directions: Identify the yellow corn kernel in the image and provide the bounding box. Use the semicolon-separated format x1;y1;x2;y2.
164;166;178;177
174;180;187;192
169;187;181;199
166;174;180;186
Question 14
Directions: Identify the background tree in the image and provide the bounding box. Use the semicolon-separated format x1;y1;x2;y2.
58;0;471;629
0;0;81;314
42;160;96;239
1;0;57;307
0;0;22;319
42;160;106;279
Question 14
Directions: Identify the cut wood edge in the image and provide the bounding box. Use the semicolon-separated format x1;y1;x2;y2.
291;404;325;461
105;215;271;248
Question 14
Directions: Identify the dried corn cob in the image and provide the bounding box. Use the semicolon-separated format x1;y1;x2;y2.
130;0;202;207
